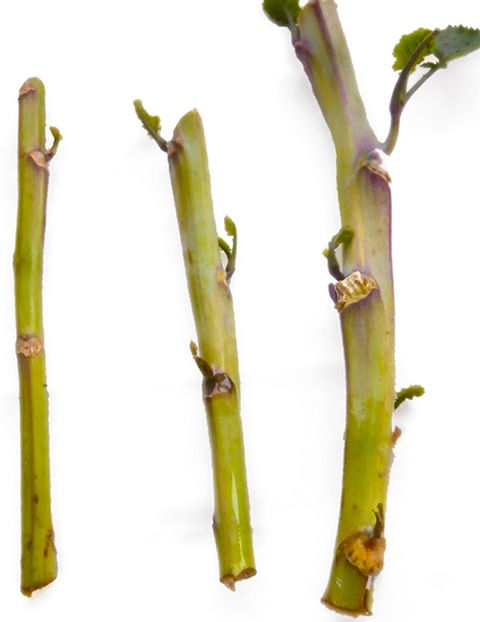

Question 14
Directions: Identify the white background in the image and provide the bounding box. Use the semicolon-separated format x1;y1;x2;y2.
0;0;478;619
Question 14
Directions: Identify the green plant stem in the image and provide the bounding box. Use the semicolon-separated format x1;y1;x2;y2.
136;104;255;589
14;77;59;596
294;2;395;614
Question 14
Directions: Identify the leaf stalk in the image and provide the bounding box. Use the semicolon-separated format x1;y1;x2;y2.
383;30;439;154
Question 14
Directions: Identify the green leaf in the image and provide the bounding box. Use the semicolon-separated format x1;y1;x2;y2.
134;99;160;134
224;215;236;238
190;341;214;379
49;126;62;143
263;0;300;28
134;99;168;152
223;216;237;280
394;385;425;410
433;25;480;64
393;25;480;73
392;28;434;71
47;126;62;159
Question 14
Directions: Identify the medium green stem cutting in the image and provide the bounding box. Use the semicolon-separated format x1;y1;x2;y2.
135;102;256;589
14;77;60;596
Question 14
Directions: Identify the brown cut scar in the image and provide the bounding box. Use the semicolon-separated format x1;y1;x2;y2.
43;528;56;558
392;426;402;446
16;335;44;357
220;574;236;591
339;531;386;576
167;138;181;158
335;270;378;312
28;150;48;170
203;367;235;399
216;266;231;296
220;567;256;591
19;82;37;98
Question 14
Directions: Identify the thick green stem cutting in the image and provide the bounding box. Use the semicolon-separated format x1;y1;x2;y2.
293;3;395;613
264;0;480;614
15;77;60;596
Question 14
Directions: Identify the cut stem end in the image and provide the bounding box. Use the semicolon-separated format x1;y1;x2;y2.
220;567;257;591
21;570;57;598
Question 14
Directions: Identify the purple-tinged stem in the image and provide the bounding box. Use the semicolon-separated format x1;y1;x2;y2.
294;2;395;614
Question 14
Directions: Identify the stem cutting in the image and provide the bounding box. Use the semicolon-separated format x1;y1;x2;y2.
135;101;256;590
263;0;480;614
15;77;60;596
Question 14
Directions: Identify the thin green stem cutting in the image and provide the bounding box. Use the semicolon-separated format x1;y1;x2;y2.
15;77;60;596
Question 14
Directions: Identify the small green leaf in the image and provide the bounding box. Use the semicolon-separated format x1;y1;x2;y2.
47;126;62;159
222;216;237;281
134;99;160;134
134;99;168;152
190;341;214;379
394;385;425;410
263;0;300;28
224;215;236;238
49;126;62;143
393;28;434;71
433;25;480;63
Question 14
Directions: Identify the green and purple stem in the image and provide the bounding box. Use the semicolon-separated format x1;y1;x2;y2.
15;77;60;596
265;0;479;614
295;3;394;614
266;0;394;614
135;102;256;589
